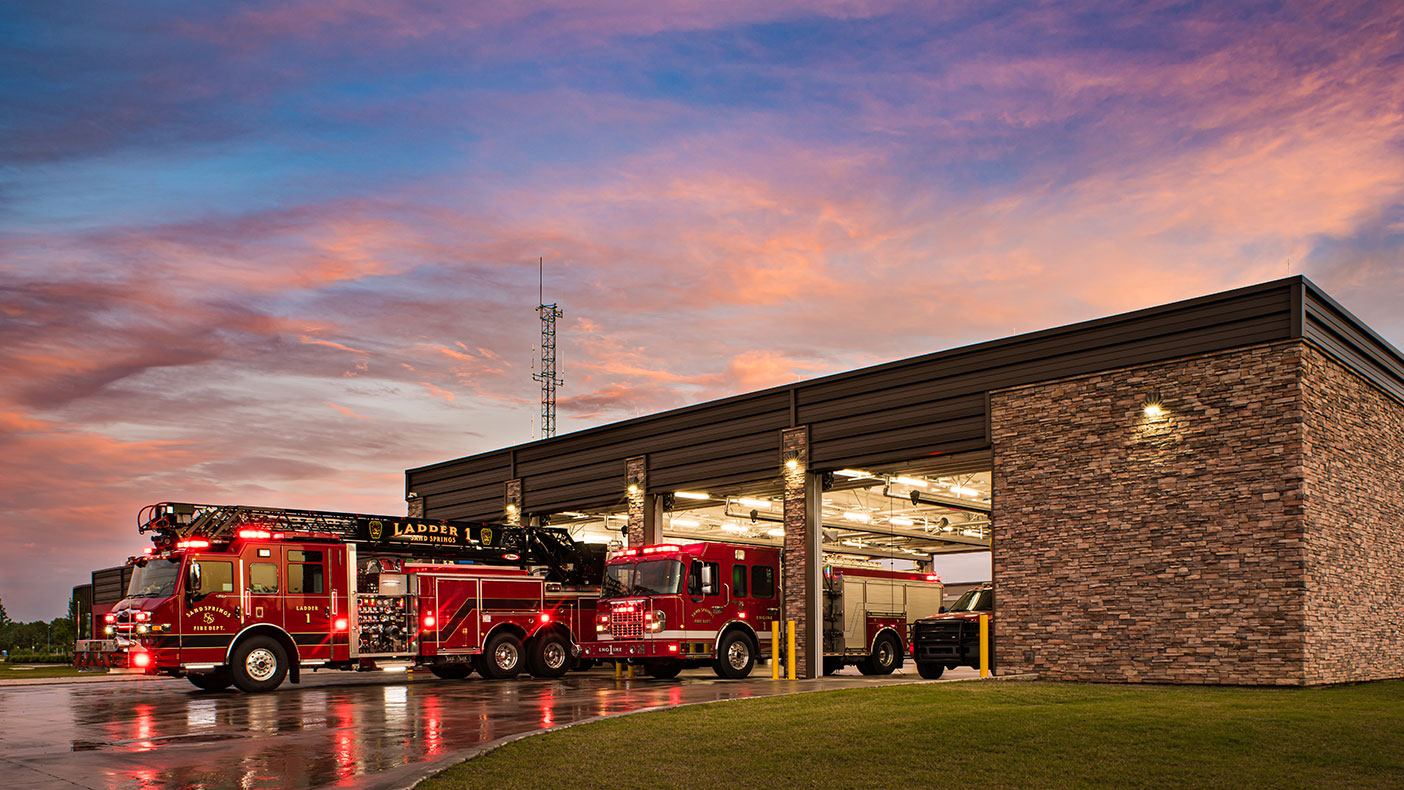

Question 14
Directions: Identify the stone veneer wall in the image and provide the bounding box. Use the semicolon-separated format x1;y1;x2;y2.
1301;345;1404;684
991;342;1309;684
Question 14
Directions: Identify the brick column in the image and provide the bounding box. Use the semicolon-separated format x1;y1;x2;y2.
504;479;522;526
781;426;821;678
625;456;649;547
406;493;425;519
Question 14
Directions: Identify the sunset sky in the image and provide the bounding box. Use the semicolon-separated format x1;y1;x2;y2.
3;1;1402;620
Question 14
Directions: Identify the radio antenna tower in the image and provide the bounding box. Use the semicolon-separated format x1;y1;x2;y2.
532;258;564;438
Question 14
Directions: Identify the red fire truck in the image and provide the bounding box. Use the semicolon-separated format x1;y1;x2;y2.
73;502;606;692
582;541;943;678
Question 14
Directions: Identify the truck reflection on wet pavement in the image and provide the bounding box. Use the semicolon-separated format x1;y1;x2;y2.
1;667;957;789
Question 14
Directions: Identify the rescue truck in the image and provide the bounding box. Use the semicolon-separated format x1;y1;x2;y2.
582;541;943;678
73;502;606;692
909;582;994;679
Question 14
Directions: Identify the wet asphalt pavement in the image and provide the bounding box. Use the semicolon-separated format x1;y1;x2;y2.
0;665;973;790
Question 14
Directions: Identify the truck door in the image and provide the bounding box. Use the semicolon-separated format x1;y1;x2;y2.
181;554;241;665
285;546;333;661
243;545;283;630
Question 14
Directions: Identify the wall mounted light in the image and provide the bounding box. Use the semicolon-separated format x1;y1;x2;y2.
627;483;639;495
1143;391;1166;419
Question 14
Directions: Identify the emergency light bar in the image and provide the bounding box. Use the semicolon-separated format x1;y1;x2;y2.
176;539;210;550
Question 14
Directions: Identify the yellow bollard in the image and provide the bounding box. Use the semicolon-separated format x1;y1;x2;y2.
614;661;623;679
771;621;780;680
626;663;635;680
786;620;796;681
979;614;990;678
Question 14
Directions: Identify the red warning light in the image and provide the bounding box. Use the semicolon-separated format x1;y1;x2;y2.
334;618;349;631
132;652;151;668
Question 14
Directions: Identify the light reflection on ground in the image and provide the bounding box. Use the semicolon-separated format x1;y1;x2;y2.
0;666;972;789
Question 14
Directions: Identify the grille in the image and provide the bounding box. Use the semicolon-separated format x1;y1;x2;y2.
610;607;644;639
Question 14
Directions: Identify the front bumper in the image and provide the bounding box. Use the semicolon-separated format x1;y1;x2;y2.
72;638;162;673
583;639;708;660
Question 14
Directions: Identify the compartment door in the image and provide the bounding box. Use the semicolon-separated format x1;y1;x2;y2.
433;577;481;653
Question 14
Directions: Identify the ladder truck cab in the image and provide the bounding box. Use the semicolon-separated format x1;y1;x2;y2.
73;502;606;693
821;561;944;676
583;542;782;679
583;541;944;679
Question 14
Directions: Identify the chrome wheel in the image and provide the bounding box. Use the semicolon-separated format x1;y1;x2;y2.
542;641;567;670
727;639;751;670
495;641;520;671
876;641;894;668
245;648;277;682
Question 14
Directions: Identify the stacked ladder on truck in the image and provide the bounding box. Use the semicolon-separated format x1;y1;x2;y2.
135;502;604;585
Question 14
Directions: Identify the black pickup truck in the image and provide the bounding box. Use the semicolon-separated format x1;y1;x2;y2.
908;583;993;679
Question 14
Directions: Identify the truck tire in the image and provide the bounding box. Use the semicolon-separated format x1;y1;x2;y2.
916;662;945;679
230;636;288;693
858;633;901;676
712;630;756;679
644;660;683;679
527;631;571;678
430;663;472;680
187;669;233;691
476;631;524;679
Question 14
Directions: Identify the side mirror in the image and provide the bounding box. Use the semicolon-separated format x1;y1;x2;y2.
187;562;202;601
700;565;714;594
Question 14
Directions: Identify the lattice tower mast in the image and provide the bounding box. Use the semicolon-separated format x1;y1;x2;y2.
532;258;564;438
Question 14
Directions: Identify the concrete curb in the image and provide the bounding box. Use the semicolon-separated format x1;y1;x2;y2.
381;672;1036;790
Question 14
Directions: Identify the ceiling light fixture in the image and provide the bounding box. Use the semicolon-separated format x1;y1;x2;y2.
737;497;772;510
674;491;711;500
670;517;701;528
843;511;872;523
949;484;980;498
890;517;915;527
894;476;928;488
834;469;872;478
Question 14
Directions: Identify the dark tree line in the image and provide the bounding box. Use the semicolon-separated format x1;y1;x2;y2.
0;598;76;659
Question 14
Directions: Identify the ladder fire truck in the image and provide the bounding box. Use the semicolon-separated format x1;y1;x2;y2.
73;502;606;692
582;541;943;678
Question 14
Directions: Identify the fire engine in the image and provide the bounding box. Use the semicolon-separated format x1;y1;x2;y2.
73;502;606;692
582;541;943;678
821;561;944;676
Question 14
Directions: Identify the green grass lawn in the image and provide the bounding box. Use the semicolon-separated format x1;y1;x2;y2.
423;680;1404;790
0;663;86;680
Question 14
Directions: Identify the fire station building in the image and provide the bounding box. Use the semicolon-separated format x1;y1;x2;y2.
405;276;1404;685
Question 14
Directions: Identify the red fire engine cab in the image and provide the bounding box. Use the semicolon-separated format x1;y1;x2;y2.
73;502;605;692
583;541;943;679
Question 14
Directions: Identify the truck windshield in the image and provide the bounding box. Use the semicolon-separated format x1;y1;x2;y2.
127;557;182;598
948;588;993;613
601;560;684;598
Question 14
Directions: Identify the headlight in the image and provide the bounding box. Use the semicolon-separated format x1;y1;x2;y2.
136;624;149;634
646;610;666;632
105;625;116;636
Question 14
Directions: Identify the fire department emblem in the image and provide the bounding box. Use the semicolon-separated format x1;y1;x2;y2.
368;520;384;541
481;527;493;546
202;612;215;625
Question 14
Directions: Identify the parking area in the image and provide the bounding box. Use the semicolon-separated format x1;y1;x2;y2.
0;665;975;790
